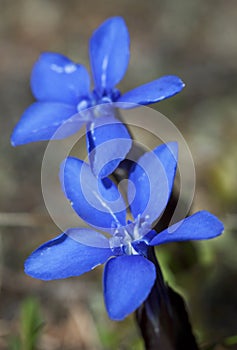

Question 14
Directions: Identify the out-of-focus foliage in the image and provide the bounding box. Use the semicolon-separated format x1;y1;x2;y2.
8;298;43;350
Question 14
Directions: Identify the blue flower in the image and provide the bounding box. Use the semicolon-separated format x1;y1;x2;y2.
24;142;223;320
11;17;184;177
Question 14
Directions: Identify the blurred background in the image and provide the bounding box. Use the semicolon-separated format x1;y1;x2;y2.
0;0;237;349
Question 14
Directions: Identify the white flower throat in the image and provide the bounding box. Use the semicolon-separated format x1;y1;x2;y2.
109;214;151;256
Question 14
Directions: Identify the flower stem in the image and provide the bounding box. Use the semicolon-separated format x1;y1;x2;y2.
136;246;199;350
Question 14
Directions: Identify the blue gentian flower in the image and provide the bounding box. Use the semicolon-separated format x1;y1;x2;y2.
11;17;184;177
24;142;224;320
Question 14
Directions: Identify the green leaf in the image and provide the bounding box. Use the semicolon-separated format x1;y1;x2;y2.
19;297;44;350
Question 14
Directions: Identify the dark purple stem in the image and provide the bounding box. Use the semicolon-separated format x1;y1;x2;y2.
136;245;199;350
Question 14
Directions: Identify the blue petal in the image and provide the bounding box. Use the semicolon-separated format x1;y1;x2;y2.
11;102;87;145
89;17;130;94
65;228;110;248
25;230;113;281
60;157;127;231
118;76;185;107
132;229;157;255
86;114;132;178
150;211;224;246
104;255;156;320
31;52;90;104
128;142;178;225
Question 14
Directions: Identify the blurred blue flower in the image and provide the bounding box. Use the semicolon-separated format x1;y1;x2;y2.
11;17;184;176
24;142;223;320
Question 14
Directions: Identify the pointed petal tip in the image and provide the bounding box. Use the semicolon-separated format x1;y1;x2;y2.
96;16;128;36
10;102;80;145
159;75;186;96
150;210;224;246
90;16;130;92
10;129;28;146
188;210;224;236
103;16;127;25
164;75;185;89
118;75;185;106
10;134;17;147
24;264;42;282
200;210;224;233
24;232;113;281
24;256;51;281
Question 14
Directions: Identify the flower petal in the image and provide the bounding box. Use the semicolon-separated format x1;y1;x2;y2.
31;52;90;104
118;76;185;107
25;230;113;281
104;255;156;320
150;211;224;246
11;102;86;145
60;157;127;231
128;142;178;225
89;17;130;93
66;228;110;248
86;114;132;178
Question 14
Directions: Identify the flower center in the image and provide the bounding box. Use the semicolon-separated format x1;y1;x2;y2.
76;88;121;118
109;215;151;256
